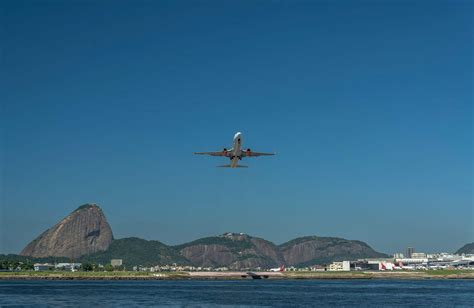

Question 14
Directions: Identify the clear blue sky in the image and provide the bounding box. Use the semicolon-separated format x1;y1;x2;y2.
1;0;472;255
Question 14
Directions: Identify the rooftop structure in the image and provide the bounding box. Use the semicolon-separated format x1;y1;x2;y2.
111;259;123;267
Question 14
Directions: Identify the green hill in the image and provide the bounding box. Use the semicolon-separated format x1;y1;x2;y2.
81;237;190;268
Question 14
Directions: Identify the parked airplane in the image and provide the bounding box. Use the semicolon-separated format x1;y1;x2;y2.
394;262;415;270
269;265;285;272
379;262;395;271
194;132;275;168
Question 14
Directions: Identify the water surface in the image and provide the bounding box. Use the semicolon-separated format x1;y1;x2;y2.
1;279;473;307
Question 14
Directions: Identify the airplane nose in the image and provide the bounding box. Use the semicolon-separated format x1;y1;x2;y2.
235;132;242;143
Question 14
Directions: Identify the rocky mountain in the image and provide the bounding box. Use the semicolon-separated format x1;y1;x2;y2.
18;203;388;269
456;242;474;255
82;237;190;267
279;236;388;266
20;204;113;259
175;233;286;269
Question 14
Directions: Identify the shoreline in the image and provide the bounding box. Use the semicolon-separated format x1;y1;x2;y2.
1;270;473;280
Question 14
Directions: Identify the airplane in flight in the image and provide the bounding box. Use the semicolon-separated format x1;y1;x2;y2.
194;132;275;168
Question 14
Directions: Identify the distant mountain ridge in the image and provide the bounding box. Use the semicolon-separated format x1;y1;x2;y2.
456;242;474;255
19;204;388;268
175;233;285;269
279;236;388;266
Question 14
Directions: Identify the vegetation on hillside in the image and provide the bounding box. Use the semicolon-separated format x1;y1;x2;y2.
81;237;190;268
174;236;253;253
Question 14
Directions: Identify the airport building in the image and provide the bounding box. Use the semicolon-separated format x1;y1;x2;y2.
328;261;350;271
34;263;53;271
396;257;428;264
55;263;81;271
411;252;427;259
111;259;123;267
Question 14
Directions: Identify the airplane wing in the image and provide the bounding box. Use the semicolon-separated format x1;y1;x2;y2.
194;151;229;157
241;151;275;157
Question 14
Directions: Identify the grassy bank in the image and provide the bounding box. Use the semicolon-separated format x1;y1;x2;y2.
0;270;473;280
0;271;190;279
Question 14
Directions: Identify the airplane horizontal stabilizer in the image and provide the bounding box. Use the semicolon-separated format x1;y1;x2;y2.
217;165;248;168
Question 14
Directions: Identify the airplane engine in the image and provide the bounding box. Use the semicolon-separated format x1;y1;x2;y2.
246;148;251;156
222;148;228;156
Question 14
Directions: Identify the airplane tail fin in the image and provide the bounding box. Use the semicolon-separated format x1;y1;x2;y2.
217;165;248;168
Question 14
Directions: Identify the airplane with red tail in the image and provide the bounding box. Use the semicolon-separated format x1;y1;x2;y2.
194;132;275;168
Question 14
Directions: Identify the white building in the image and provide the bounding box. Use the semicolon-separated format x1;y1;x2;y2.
328;261;350;271
396;258;428;264
411;252;427;259
34;263;53;271
111;259;123;267
393;253;404;259
55;263;81;271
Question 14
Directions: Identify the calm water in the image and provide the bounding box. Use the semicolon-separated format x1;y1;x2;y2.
0;279;473;307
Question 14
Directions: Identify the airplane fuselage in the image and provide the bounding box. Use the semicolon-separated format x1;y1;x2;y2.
230;132;243;167
194;132;274;168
